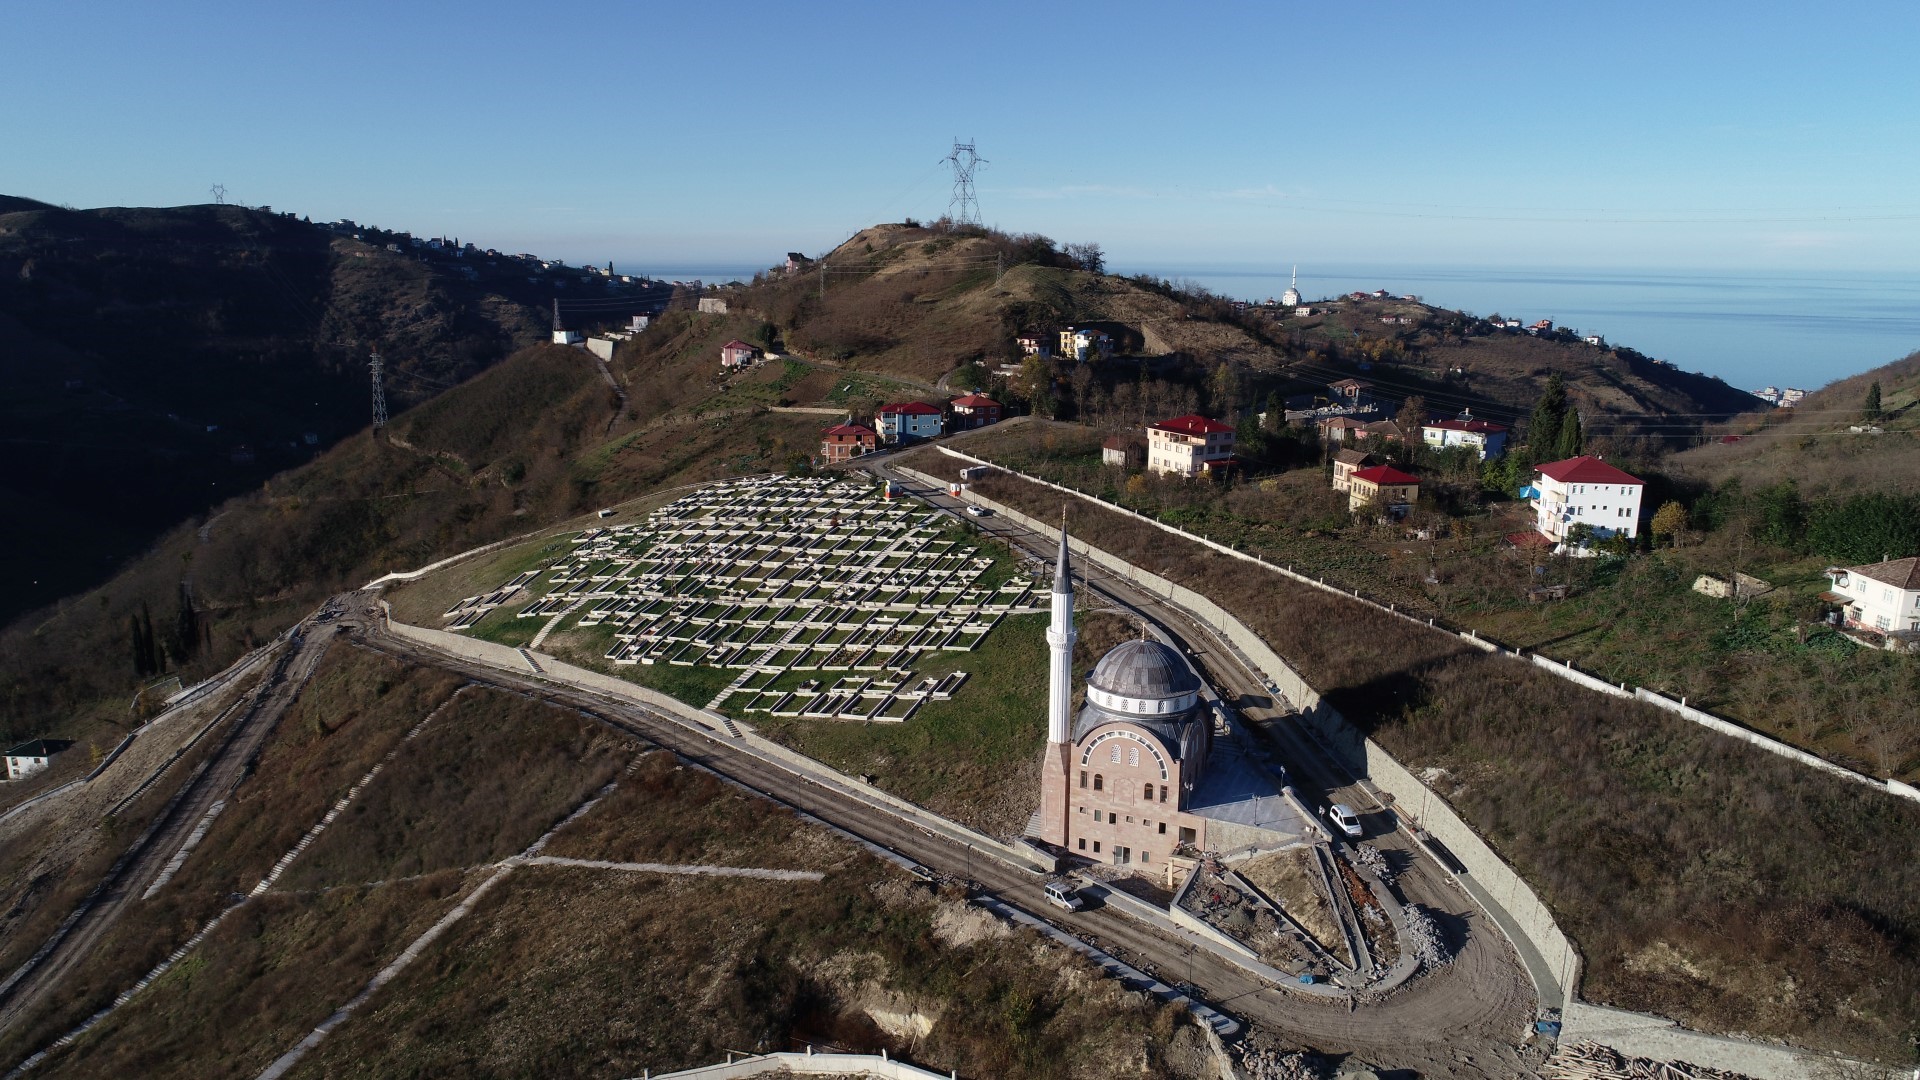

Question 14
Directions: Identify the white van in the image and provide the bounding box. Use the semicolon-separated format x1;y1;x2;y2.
1326;804;1363;839
1043;880;1084;912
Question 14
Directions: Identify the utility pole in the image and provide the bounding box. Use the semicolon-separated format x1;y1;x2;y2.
940;139;986;226
369;350;388;431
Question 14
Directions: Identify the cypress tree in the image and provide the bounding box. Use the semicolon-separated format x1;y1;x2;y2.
1528;375;1567;461
1556;408;1585;459
1864;381;1883;421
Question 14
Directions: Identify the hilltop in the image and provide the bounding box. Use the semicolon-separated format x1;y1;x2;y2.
726;221;1763;442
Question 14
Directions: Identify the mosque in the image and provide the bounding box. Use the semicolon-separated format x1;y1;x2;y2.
1031;527;1312;869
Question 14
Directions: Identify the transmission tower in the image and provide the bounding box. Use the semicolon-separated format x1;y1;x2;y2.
369;350;389;429
210;183;227;206
940;139;986;226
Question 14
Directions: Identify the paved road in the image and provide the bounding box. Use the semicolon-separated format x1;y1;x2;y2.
0;617;338;1042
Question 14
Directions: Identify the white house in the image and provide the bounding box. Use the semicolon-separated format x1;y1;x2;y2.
551;329;583;346
5;739;72;781
1059;326;1112;362
1826;558;1920;635
1420;415;1510;459
1528;456;1645;544
875;401;943;444
1146;414;1235;477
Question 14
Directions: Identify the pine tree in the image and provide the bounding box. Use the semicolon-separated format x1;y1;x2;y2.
1528;375;1567;462
1864;381;1883;421
1556;408;1585;460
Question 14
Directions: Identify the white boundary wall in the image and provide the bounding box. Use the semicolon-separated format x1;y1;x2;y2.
920;472;1894;1080
933;447;1920;807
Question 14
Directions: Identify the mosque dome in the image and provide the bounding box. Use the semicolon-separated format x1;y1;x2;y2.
1088;640;1200;701
1073;639;1206;748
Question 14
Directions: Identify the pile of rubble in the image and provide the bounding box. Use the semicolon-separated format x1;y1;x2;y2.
1400;903;1451;970
1235;1044;1336;1080
1539;1041;1757;1080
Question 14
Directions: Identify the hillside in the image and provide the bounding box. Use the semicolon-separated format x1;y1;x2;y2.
1669;348;1920;496
726;222;1763;444
0;200;558;621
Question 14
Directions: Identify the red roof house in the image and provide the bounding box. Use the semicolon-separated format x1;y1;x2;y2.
820;422;879;464
720;339;761;369
1534;456;1644;487
949;393;1004;430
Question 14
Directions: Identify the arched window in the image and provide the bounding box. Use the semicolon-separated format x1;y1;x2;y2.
1143;782;1153;800
1127;746;1139;767
1093;774;1104;791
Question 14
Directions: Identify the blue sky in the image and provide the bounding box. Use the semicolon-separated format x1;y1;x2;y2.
6;1;1918;273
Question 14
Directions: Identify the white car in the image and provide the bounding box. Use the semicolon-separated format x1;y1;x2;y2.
1326;803;1363;839
1043;879;1084;911
965;504;991;517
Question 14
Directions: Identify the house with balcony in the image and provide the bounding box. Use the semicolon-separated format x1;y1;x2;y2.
1059;326;1113;362
876;401;943;444
1825;558;1920;639
1147;414;1235;478
720;339;761;370
1420;414;1509;459
820;422;879;464
1526;456;1644;545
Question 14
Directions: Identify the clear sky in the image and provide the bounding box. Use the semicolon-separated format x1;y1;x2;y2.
5;1;1918;273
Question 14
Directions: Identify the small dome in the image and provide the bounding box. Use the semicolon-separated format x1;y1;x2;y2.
1088;640;1200;700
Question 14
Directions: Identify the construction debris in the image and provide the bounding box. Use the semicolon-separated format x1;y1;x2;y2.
1539;1041;1758;1080
1400;903;1451;971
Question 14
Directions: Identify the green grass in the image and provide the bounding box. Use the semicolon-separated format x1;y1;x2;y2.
752;613;1047;835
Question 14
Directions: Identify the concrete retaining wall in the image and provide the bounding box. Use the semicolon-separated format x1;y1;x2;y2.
383;618;1055;875
928;471;1904;1080
926;477;1584;1006
932;446;1920;809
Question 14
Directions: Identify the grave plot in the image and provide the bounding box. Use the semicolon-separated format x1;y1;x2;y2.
448;475;1035;722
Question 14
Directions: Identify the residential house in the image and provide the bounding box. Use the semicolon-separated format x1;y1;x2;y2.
1147;414;1236;477
5;739;73;781
1016;332;1052;358
1328;378;1373;404
1826;558;1920;636
1420;414;1510;459
1526;319;1553;334
1527;456;1644;544
1101;433;1146;468
1059;326;1113;362
628;314;652;332
1331;448;1375;492
820;422;879;464
1347;465;1420;514
1317;416;1367;443
949;393;1004;430
876;401;943;444
720;339;761;370
1360;419;1408;444
784;252;812;273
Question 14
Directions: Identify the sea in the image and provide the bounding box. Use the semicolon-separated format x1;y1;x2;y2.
1115;265;1920;394
628;261;1920;394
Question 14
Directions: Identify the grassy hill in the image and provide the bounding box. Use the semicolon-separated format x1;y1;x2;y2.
725;222;1762;445
0;200;557;621
1669;349;1920;496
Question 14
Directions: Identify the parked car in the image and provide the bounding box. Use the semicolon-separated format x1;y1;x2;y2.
1043;879;1083;911
965;504;991;517
1326;803;1363;839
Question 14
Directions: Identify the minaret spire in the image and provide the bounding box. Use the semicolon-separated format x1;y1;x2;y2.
1045;507;1076;745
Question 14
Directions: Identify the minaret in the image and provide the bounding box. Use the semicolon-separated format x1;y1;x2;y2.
1045;513;1076;745
1036;511;1078;850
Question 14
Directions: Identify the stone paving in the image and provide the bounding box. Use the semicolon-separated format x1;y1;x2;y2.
445;476;1039;723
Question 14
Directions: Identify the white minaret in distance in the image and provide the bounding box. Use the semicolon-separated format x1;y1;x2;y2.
1045;514;1077;745
1281;265;1302;308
